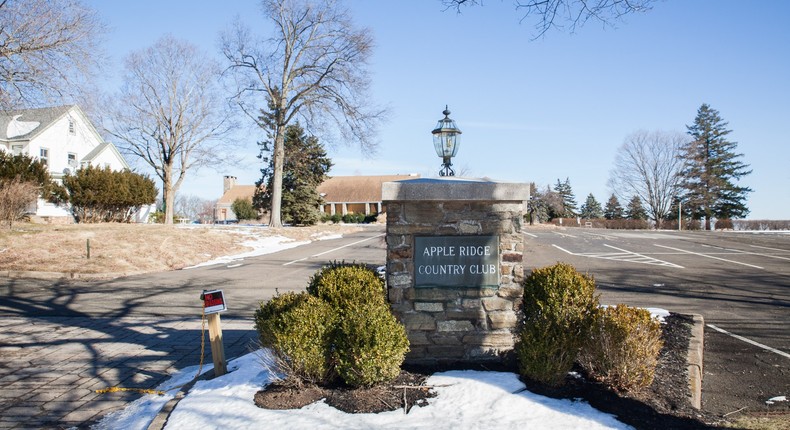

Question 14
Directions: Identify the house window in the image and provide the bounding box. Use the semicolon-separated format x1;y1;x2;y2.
104;163;111;169
68;153;78;168
11;145;23;155
68;119;75;135
40;148;49;166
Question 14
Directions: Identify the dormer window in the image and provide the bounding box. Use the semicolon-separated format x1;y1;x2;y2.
68;119;75;135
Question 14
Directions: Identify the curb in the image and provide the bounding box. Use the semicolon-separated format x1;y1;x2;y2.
687;313;704;410
146;368;216;430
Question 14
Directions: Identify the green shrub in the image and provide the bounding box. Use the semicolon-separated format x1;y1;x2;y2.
341;212;366;224
254;292;336;384
64;166;157;223
307;262;387;310
579;304;663;392
516;263;599;386
231;198;258;221
0;152;67;204
255;263;408;388
334;302;410;387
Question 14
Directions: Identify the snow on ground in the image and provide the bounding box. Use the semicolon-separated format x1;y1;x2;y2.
95;350;634;430
183;232;309;269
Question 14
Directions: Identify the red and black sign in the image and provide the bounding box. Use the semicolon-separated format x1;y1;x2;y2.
201;289;227;314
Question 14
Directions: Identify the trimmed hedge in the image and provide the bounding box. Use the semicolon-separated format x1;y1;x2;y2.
307;262;387;310
516;263;599;386
334;302;409;387
256;262;408;388
579;304;663;392
254;292;336;384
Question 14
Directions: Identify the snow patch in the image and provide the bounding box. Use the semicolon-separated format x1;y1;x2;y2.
96;350;633;430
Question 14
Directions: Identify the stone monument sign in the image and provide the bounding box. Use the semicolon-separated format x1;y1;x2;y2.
382;177;529;366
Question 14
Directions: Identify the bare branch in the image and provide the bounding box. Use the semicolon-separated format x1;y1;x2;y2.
608;130;687;226
104;35;236;224
0;0;106;109
220;0;387;227
442;0;655;38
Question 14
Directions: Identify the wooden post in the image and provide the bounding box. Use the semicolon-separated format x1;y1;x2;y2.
87;239;91;259
207;313;227;376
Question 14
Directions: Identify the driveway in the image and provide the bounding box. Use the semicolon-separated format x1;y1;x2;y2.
0;227;386;429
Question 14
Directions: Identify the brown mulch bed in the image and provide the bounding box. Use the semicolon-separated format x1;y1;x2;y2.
254;313;725;429
254;370;434;414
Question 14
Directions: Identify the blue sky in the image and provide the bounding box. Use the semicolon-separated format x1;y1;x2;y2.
86;0;790;219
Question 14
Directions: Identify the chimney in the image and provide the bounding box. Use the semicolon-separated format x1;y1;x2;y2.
223;176;237;193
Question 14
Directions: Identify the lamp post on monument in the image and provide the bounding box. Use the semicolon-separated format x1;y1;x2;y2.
432;106;462;176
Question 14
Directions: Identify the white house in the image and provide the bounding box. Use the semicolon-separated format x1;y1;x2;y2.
0;105;137;219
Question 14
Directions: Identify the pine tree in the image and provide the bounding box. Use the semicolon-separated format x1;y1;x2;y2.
579;193;603;219
553;177;578;217
604;194;624;220
254;123;332;226
679;104;752;229
625;195;648;220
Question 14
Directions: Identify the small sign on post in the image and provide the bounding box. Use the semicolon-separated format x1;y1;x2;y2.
201;289;227;377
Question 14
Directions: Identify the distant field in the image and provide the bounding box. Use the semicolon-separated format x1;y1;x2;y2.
0;223;359;277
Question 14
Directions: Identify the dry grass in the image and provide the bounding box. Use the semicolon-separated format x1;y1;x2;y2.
0;222;363;277
727;413;790;430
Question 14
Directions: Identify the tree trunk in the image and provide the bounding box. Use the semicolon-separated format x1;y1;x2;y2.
269;127;285;228
162;167;174;225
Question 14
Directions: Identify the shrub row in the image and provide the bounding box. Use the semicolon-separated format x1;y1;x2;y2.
517;263;664;392
255;262;408;388
321;212;378;224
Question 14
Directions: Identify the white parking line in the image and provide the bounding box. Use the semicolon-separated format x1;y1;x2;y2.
750;244;790;253
552;231;577;238
708;324;790;360
524;232;538;238
700;244;790;262
654;244;764;269
551;244;683;268
603;244;684;268
283;234;384;266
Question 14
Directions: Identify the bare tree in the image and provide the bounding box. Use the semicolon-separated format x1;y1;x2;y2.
175;194;214;222
105;35;234;225
608;130;686;228
221;0;385;227
443;0;655;38
0;0;105;109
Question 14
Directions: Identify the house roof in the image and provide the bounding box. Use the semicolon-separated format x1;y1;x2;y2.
0;105;77;141
317;175;419;203
82;142;131;170
217;185;258;205
215;174;420;206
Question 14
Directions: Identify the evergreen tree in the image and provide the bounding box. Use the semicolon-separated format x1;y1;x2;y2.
254;123;332;226
625;195;648;220
0;152;66;203
604;194;624;220
553;177;578;217
231;198;258;221
63;166;157;223
579;193;603;219
679;104;752;229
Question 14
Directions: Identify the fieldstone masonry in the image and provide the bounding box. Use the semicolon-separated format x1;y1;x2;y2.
382;178;529;366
